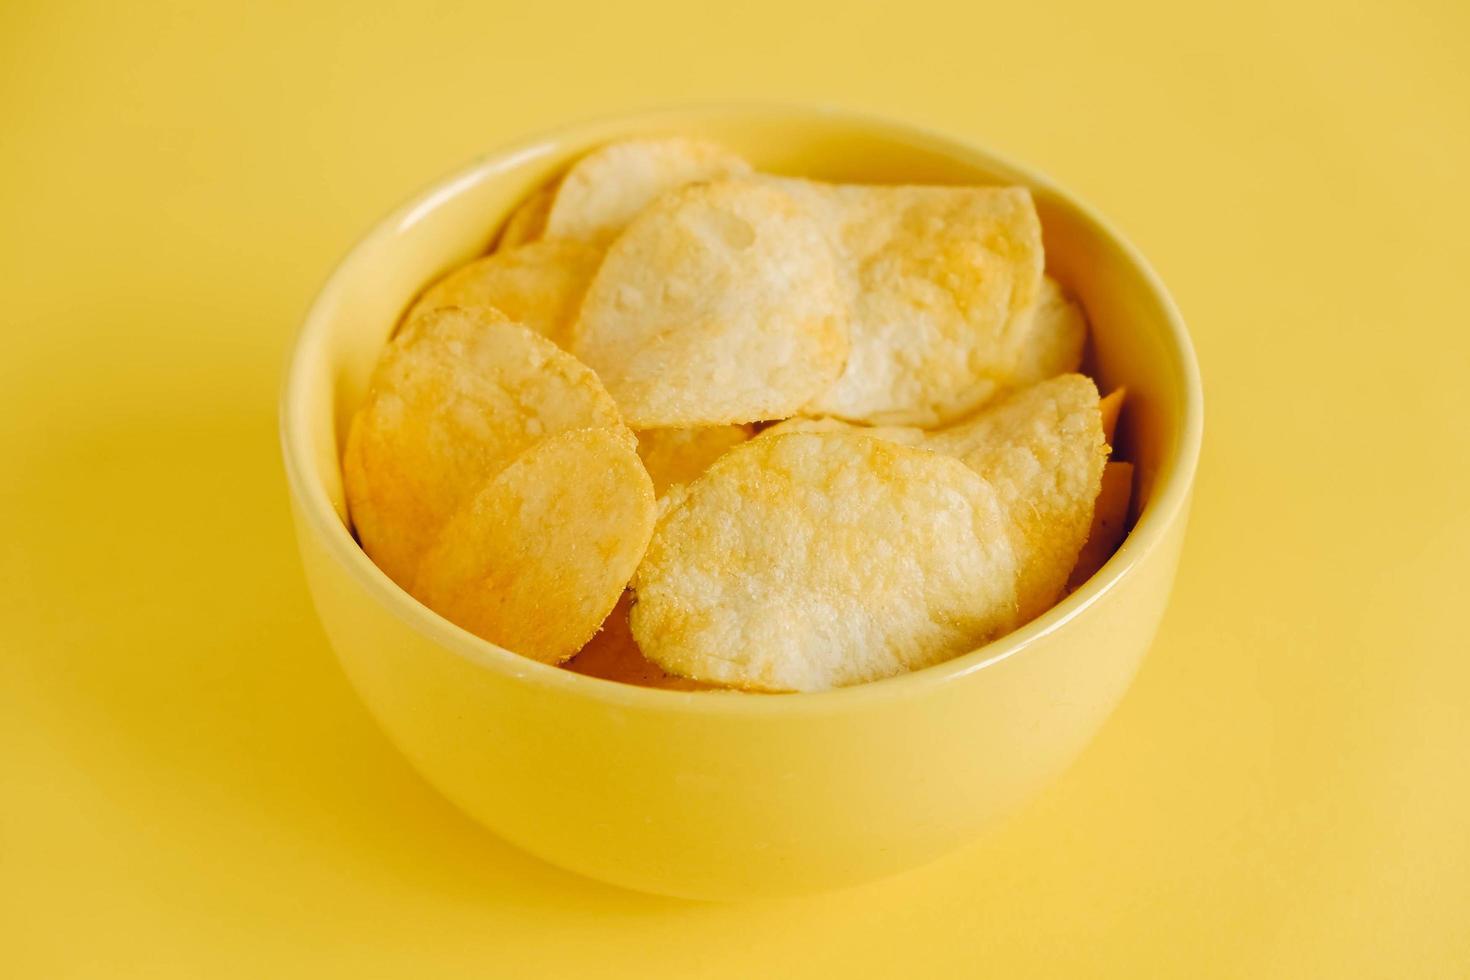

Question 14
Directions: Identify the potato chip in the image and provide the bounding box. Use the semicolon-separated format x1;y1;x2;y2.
784;181;1044;426
635;424;754;496
343;308;632;588
1099;386;1126;445
412;428;656;663
498;184;554;249
1067;461;1134;588
927;374;1107;622
1011;276;1088;385
756;415;927;447
404;239;603;347
631;431;1019;692
545;137;752;243
572;179;849;427
564;591;714;690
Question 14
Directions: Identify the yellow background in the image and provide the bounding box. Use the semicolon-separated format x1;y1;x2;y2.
3;0;1466;975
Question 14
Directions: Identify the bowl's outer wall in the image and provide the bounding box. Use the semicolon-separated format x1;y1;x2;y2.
292;494;1187;899
283;106;1200;900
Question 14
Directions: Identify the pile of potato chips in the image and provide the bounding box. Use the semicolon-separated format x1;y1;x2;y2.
344;137;1134;693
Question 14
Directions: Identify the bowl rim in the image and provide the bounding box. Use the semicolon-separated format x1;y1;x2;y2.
280;102;1203;716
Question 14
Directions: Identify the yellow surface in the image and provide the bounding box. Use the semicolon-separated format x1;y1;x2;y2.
1;0;1465;972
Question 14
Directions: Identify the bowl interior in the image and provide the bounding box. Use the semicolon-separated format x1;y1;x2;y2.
282;105;1200;693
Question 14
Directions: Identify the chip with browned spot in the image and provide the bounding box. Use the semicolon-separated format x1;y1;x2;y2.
631;431;1019;691
413;429;656;663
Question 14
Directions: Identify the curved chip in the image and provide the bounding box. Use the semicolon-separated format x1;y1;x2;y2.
631;431;1020;692
572;179;849;427
927;374;1107;623
343;308;632;588
498;184;555;249
412;428;656;664
545;136;752;243
635;424;754;496
1068;461;1134;589
1099;386;1126;445
564;591;714;690
757;415;927;446
1011;276;1088;385
787;181;1044;426
405;239;603;347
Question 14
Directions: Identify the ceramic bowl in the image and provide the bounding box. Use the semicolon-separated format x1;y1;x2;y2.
280;105;1202;900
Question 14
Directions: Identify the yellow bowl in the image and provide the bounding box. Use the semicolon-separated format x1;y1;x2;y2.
280;105;1202;900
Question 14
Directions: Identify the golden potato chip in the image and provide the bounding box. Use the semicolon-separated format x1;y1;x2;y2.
631;431;1019;692
1099;386;1126;445
1011;276;1088;385
497;184;554;249
572;180;849;427
412;428;656;664
927;374;1107;623
756;415;927;446
343;308;632;589
785;181;1044;426
544;137;752;243
635;424;754;496
405;239;603;347
564;592;714;690
1068;461;1134;588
